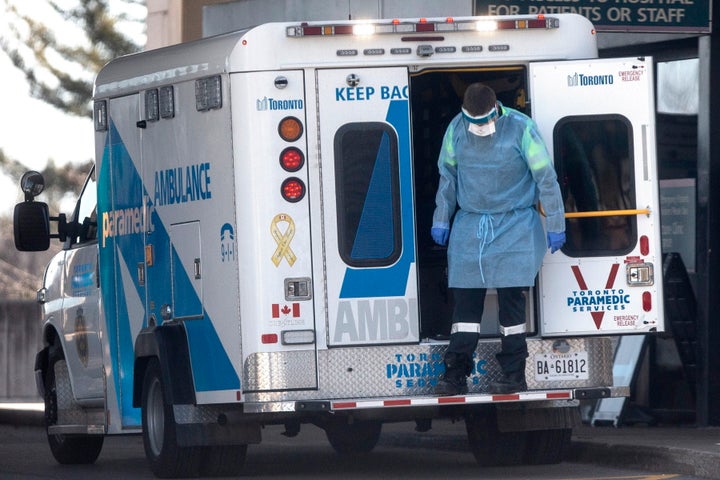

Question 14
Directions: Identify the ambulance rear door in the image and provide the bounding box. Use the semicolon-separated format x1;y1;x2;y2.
530;57;665;336
317;67;419;346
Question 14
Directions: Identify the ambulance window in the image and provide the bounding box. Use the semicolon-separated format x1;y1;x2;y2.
554;116;636;256
73;167;98;245
334;122;401;267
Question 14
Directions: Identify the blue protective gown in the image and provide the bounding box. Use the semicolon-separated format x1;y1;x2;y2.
432;103;565;288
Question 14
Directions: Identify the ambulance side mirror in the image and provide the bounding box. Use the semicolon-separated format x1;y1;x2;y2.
14;201;51;252
12;170;74;251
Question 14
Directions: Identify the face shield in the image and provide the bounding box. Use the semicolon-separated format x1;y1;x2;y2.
462;105;498;137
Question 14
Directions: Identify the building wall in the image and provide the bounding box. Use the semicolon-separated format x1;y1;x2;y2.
147;0;236;49
146;0;474;48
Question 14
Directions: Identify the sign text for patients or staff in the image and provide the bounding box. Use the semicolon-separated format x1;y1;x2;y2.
474;0;711;33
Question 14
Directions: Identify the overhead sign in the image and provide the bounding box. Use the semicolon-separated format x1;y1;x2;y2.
474;0;711;33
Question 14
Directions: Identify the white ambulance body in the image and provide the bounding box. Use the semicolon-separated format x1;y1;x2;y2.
14;13;663;477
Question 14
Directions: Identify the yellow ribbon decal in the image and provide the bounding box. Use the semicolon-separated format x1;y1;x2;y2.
271;213;297;267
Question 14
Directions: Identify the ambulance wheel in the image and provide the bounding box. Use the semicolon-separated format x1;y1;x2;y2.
325;419;382;454
141;358;201;477
465;407;527;466
524;428;571;465
44;343;104;464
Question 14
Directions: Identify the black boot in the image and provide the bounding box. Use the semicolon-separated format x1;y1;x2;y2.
434;370;468;396
488;370;527;394
434;352;470;396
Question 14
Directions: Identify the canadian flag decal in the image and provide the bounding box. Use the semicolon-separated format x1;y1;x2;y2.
272;303;300;318
570;263;620;329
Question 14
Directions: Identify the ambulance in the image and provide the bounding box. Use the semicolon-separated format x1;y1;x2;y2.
13;13;663;477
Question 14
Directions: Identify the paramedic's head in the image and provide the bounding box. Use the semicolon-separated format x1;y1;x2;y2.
462;83;498;137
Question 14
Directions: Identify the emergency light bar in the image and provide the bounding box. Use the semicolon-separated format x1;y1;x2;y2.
286;16;559;37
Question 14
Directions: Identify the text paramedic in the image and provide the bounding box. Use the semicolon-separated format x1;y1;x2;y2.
567;289;631;312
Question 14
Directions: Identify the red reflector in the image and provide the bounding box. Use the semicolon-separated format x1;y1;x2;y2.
303;26;322;35
528;19;547;28
640;235;650;256
438;396;465;404
333;402;357;409
547;391;572;399
642;291;652;312
492;394;521;401
496;20;516;29
280;147;305;172
384;399;411;407
416;22;435;32
281;177;306;203
261;333;278;344
334;25;353;35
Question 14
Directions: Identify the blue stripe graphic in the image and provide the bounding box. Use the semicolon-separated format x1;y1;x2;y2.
98;120;239;426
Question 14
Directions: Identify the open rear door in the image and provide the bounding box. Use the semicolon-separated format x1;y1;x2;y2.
530;57;665;336
317;67;419;346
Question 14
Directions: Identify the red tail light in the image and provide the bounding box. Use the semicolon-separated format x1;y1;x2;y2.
281;178;306;202
280;147;305;172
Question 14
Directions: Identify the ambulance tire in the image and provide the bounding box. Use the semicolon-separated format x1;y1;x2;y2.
44;343;104;464
141;358;202;478
325;419;382;454
524;428;571;465
465;408;527;467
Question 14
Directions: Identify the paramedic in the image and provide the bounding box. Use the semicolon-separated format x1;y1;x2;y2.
431;83;565;395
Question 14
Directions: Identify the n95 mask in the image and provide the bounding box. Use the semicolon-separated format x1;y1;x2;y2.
468;122;496;137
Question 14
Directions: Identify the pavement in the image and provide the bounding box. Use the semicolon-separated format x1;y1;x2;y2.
2;401;719;479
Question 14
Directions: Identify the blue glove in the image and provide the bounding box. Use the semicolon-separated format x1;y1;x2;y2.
431;227;450;246
547;231;566;254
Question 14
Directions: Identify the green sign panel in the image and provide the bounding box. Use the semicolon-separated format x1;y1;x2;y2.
474;0;710;33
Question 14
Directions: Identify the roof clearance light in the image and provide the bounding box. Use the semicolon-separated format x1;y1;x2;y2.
145;89;159;122
159;85;175;119
94;100;107;132
278;116;304;142
195;75;222;111
476;20;498;32
353;23;375;36
416;19;435;32
302;26;322;35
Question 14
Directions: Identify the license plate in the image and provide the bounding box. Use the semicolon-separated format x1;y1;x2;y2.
534;351;589;381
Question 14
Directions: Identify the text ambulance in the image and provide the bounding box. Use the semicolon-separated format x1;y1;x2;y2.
13;13;663;477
